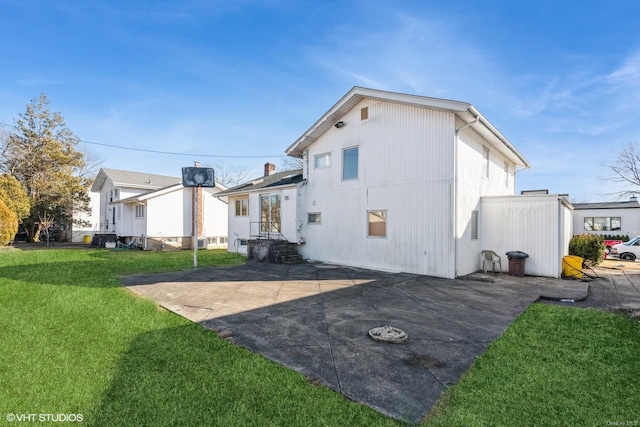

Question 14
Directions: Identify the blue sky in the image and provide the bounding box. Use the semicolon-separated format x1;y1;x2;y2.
1;0;640;201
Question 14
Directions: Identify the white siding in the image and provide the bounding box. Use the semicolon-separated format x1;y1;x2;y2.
72;190;101;242
227;194;251;253
298;99;456;278
146;189;185;236
455;120;517;276
226;186;298;254
481;195;572;278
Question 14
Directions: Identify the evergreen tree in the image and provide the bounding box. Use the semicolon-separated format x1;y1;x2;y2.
0;94;91;242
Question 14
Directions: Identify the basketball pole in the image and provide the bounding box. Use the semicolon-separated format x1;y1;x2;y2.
193;185;198;269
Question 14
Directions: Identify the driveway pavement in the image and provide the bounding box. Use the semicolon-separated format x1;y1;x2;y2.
123;262;598;423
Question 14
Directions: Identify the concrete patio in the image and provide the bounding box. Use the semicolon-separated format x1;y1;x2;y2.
122;261;624;423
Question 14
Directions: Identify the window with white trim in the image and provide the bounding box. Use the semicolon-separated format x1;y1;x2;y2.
343;147;359;180
482;147;489;178
135;204;145;219
368;210;387;237
504;161;509;187
235;199;248;216
314;153;330;169
308;213;321;224
471;210;479;240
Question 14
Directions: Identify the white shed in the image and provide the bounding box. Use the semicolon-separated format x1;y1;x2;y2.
481;194;573;278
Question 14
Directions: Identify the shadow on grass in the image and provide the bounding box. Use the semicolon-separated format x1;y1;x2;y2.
86;324;397;427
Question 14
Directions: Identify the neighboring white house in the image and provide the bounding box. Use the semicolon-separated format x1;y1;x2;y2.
70;189;101;242
572;197;640;238
91;168;228;249
224;87;580;278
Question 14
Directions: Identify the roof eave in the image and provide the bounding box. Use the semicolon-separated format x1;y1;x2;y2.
285;86;470;158
462;106;531;169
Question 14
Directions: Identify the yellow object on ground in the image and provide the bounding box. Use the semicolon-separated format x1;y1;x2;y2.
83;235;91;244
562;255;583;279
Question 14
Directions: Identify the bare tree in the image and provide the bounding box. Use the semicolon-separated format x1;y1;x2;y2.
212;161;251;188
280;156;304;171
604;142;640;199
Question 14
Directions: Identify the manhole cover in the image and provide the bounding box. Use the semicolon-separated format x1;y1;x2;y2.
368;326;408;343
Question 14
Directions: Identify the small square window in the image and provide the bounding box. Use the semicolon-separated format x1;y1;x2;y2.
314;153;330;168
361;107;368;120
308;213;321;224
368;210;386;237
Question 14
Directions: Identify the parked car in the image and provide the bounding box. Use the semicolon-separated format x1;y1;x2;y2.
609;236;640;261
604;239;623;254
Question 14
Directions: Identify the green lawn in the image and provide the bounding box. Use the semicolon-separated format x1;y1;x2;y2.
1;248;639;426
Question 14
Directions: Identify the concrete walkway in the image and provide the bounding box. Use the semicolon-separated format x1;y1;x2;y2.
123;262;596;423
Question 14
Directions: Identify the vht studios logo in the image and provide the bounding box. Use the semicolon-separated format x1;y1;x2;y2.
6;413;84;423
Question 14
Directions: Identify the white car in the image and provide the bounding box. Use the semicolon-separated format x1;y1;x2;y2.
609;236;640;261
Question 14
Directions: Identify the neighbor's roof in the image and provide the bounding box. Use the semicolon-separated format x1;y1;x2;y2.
91;168;181;192
573;200;640;210
285;86;531;168
216;169;303;197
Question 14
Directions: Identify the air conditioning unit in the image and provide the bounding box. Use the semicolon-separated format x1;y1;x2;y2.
197;239;207;249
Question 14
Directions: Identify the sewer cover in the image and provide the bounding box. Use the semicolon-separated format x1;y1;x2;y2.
368;326;408;343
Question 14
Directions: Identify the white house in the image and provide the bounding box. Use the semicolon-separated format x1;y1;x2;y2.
70;189;101;242
572;197;640;238
216;163;303;254
223;87;552;276
91;168;228;249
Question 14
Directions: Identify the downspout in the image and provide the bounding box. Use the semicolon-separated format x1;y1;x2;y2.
453;113;480;277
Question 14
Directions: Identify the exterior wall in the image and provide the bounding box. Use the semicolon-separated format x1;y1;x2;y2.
72;190;101;242
118;187;229;247
201;188;229;247
146;189;185;236
455;120;517;276
480;195;572;278
572;207;640;238
228;194;251;254
297;99;456;277
226;186;298;254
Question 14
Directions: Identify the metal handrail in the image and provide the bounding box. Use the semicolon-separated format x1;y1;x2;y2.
250;222;288;242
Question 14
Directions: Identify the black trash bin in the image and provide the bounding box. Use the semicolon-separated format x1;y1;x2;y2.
506;251;529;277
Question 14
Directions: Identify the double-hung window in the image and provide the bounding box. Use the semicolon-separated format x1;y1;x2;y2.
135;204;145;219
235;199;248;216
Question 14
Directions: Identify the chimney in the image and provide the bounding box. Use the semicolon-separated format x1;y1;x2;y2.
264;162;276;176
631;195;638;203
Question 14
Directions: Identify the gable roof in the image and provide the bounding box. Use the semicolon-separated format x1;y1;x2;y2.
216;169;303;197
285;86;531;168
91;168;181;192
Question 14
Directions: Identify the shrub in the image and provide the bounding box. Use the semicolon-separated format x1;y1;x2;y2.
603;234;630;242
0;198;18;246
569;234;604;265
